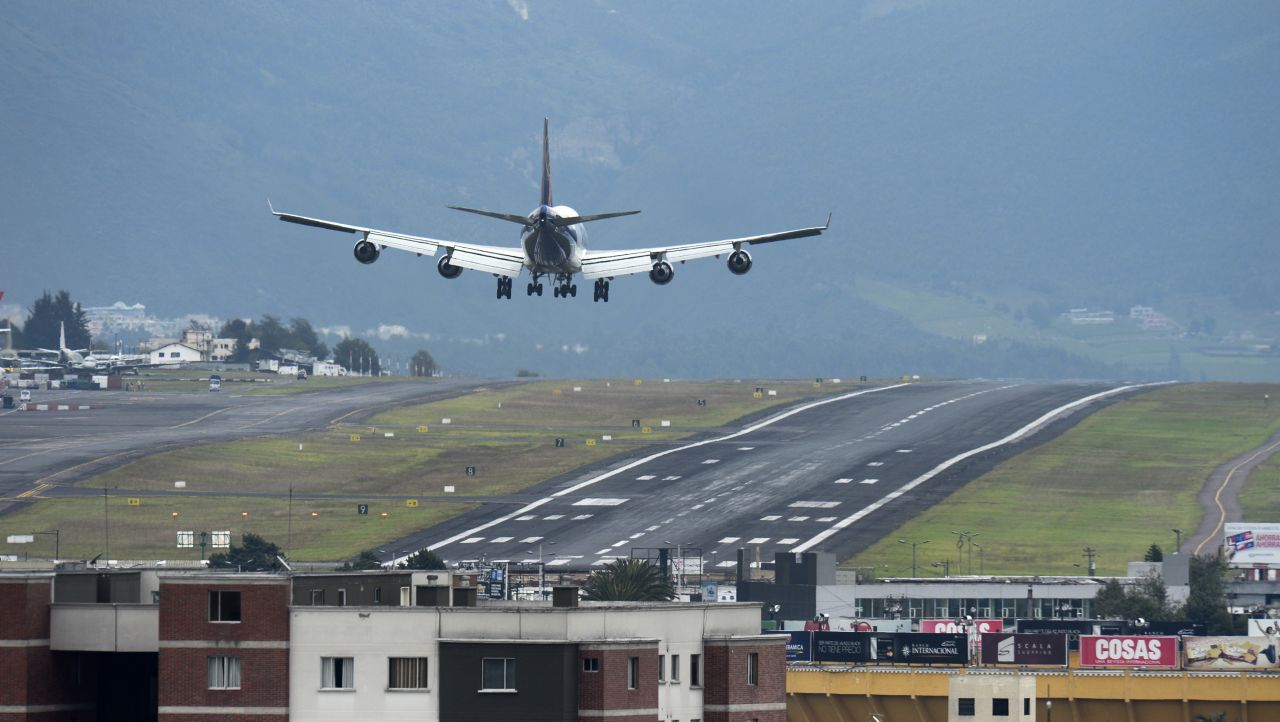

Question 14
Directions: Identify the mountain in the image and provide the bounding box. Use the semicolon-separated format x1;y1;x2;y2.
2;1;1277;379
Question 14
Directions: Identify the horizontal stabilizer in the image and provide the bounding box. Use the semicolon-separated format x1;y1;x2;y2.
447;206;533;225
551;210;641;227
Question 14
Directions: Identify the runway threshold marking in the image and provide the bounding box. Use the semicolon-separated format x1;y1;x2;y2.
790;381;1175;554
418;383;912;558
1192;435;1280;556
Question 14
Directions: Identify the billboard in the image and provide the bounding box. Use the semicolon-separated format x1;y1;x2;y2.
980;633;1068;666
1016;619;1125;650
1131;621;1206;637
1224;523;1280;567
769;630;813;662
1184;636;1280;670
1079;635;1179;668
811;632;967;664
921;619;1004;634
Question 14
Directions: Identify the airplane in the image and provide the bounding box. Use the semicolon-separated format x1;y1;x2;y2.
35;323;151;373
271;119;830;302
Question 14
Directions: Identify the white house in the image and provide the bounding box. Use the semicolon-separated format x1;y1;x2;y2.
148;342;202;366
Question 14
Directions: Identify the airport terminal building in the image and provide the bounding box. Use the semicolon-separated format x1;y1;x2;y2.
0;568;784;722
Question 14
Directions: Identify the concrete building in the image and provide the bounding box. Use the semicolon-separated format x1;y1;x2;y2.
0;568;784;722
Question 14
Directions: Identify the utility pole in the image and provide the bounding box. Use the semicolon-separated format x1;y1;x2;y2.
1171;528;1183;554
103;488;110;559
898;538;931;577
1082;546;1097;575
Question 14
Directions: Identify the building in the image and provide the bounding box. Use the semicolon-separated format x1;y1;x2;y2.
0;568;785;722
148;342;202;366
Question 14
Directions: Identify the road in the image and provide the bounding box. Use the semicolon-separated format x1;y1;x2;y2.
0;379;497;512
413;380;1152;571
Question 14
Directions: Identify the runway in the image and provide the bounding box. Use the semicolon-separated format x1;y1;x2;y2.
0;378;497;513
413;380;1149;570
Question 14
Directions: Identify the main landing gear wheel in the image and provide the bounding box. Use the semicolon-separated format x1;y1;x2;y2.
496;277;513;300
593;279;611;303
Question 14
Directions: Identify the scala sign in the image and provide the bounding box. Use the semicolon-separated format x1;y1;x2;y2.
980;633;1068;666
921;619;1004;634
1079;635;1178;668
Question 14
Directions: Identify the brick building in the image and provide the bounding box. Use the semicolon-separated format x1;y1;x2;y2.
0;569;783;722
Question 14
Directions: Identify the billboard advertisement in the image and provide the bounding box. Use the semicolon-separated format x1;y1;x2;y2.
1079;635;1179;668
980;633;1068;666
1224;523;1280;567
769;630;813;662
1017;619;1125;649
921;619;1004;634
1131;621;1206;637
1184;636;1280;670
811;632;967;664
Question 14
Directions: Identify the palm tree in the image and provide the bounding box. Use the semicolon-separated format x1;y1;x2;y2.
582;558;675;601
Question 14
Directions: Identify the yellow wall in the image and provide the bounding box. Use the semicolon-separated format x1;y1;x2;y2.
788;667;1280;722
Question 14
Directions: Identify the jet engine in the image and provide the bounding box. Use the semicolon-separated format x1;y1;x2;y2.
437;255;464;279
353;240;381;265
649;260;674;285
727;249;753;275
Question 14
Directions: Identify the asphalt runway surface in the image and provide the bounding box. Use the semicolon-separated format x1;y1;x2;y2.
0;378;497;513
412;380;1151;571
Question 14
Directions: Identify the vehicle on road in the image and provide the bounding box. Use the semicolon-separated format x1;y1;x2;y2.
209;374;222;392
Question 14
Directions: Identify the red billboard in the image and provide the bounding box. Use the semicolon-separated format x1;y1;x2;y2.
920;619;1004;634
1079;635;1179;668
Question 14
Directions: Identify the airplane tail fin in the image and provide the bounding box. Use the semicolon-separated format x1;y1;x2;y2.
540;118;553;207
60;322;66;353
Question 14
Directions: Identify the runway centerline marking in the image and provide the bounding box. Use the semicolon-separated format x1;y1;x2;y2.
170;407;231;429
790;381;1173;554
423;383;910;555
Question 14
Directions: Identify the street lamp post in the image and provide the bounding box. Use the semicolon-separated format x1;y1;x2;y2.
1172;528;1183;554
973;542;984;575
951;530;979;574
1082;546;1097;575
898;538;931;577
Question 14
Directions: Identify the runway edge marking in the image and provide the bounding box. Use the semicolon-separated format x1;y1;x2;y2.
417;382;912;561
789;381;1175;554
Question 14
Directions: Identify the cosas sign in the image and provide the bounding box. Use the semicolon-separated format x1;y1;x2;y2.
920;619;1004;634
1079;635;1178;668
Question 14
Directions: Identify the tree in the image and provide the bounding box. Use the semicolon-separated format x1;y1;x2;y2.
1092;574;1173;621
288;317;328;360
401;549;446;570
23;290;90;350
410;349;437;377
218;318;255;362
1144;543;1164;562
340;550;384;571
581;558;675;601
255;315;289;355
334;337;380;375
1186;553;1237;634
207;533;284;572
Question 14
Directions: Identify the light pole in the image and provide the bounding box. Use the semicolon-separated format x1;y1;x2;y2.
898;538;930;577
527;541;556;600
1172;528;1183;555
951;530;979;574
1082;546;1097;575
973;542;984;575
931;559;951;577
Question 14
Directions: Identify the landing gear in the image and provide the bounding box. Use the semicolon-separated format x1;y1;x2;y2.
593;279;611;303
496;276;513;300
526;282;544;296
549;274;577;299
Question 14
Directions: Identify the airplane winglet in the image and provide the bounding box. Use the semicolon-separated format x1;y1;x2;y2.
824;212;832;230
267;198;277;215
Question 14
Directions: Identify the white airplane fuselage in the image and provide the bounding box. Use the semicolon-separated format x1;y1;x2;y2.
520;205;586;276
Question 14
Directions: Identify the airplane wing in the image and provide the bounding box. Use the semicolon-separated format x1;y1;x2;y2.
270;206;526;277
579;214;831;280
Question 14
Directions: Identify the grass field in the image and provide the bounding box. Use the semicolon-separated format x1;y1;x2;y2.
0;378;857;562
845;383;1280;577
124;369;391;395
1239;443;1280;522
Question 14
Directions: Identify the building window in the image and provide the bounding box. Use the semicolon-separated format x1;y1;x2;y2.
582;657;600;673
746;652;759;686
388;657;428;689
400;586;411;606
207;656;241;689
322;657;354;689
309;589;324;605
671;654;680;683
1024;698;1031;715
690;654;701;687
992;697;1009;716
481;657;516;691
659;654;666;682
374;587;382;604
958;697;975;716
337;589;347;607
627;656;639;689
208;590;241;622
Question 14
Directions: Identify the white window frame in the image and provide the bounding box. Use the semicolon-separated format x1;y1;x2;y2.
321;656;355;690
207;655;241;690
387;657;429;690
747;652;759;686
690;653;702;687
627;656;639;689
671;654;680;683
658;653;666;683
208;590;241;623
480;657;516;692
